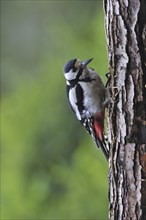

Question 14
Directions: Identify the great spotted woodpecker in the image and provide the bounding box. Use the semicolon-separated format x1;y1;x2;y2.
63;58;109;160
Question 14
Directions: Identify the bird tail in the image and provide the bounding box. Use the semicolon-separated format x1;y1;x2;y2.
93;113;109;160
84;113;109;160
95;135;109;160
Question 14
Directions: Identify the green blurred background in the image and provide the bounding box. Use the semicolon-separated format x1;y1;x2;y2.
1;0;109;219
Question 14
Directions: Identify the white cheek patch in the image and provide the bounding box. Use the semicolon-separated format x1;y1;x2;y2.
65;70;78;81
69;87;81;121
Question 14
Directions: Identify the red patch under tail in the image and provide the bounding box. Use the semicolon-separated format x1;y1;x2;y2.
94;112;104;141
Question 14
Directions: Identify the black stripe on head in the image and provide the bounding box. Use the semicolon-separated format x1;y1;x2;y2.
64;58;77;73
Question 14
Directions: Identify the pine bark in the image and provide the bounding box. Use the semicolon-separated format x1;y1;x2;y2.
104;0;146;219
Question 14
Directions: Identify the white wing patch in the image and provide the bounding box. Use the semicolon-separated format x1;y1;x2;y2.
69;87;81;121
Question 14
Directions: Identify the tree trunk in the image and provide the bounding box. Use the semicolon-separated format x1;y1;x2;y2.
104;0;146;219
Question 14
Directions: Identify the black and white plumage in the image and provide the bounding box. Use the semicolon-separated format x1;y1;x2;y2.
63;58;109;160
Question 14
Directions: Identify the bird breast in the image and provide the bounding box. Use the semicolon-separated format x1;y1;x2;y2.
79;80;105;116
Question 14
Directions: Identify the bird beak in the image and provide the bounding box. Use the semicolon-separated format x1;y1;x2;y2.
82;58;93;67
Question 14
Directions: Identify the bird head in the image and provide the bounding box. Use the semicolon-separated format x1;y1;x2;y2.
63;58;93;81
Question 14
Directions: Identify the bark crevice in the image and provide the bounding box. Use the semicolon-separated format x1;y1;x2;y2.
104;0;146;219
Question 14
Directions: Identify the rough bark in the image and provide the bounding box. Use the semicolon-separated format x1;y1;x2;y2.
104;0;146;219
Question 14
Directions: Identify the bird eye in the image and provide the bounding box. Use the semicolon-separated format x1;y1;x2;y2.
72;68;77;72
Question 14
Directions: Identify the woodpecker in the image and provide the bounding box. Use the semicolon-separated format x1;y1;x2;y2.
63;58;109;160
